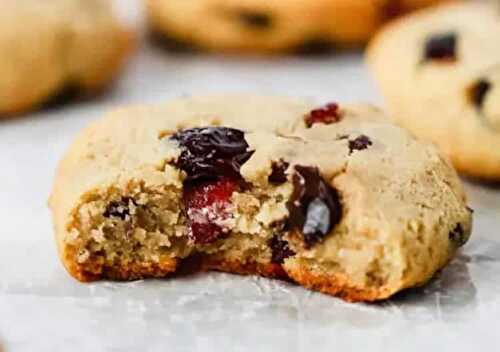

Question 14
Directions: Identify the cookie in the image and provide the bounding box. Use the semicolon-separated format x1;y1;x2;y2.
145;0;449;54
0;0;134;116
49;95;472;302
367;1;500;180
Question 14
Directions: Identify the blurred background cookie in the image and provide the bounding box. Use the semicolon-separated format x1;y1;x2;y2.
0;0;134;116
145;0;450;54
367;1;500;181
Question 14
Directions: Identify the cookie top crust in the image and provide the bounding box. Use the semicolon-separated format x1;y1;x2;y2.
0;0;132;115
367;1;500;180
50;94;470;251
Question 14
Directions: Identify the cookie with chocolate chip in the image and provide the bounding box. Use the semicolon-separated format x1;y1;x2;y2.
367;1;500;180
0;0;134;116
145;0;448;54
49;95;472;302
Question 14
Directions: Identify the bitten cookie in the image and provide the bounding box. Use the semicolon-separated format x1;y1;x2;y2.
145;0;449;54
367;1;500;180
49;95;472;302
0;0;133;116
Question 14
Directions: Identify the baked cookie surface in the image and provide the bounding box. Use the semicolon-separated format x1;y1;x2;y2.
49;95;472;302
0;0;133;116
367;1;500;180
145;0;449;54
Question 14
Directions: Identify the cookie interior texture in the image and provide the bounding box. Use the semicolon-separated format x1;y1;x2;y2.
49;95;472;302
0;0;134;116
367;1;500;180
144;0;449;54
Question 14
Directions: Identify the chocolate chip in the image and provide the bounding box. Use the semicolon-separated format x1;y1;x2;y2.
42;83;81;109
148;29;199;53
468;79;491;110
286;166;342;248
238;11;273;29
104;197;137;220
268;235;295;264
269;159;290;184
449;224;467;247
348;135;372;153
295;38;336;55
424;32;457;62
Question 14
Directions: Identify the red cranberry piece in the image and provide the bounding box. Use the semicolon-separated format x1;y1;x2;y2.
286;166;342;248
469;79;491;110
268;159;290;184
268;235;295;264
305;103;342;127
424;32;457;62
348;135;372;153
183;177;239;244
171;127;254;181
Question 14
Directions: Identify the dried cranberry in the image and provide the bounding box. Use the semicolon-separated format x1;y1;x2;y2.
424;33;457;62
348;135;372;153
268;235;295;264
268;159;290;184
103;197;137;220
449;224;467;247
469;79;491;110
286;166;342;248
183;177;239;244
171;127;254;181
305;103;342;127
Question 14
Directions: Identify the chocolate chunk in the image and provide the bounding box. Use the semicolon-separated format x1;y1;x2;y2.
171;127;254;181
269;159;290;184
469;79;491;110
424;32;457;62
286;166;342;248
449;224;467;247
238;11;273;29
348;135;372;153
104;197;137;220
269;235;295;264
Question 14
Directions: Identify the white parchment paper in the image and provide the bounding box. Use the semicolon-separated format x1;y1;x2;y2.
0;1;499;351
